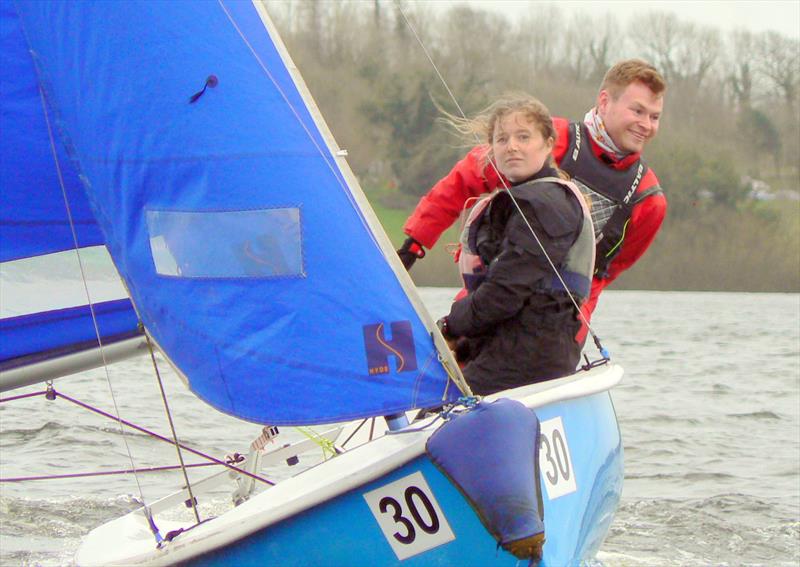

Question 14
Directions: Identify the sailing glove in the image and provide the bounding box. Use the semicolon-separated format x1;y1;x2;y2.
397;236;425;270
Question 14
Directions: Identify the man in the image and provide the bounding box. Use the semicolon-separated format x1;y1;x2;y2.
398;59;667;343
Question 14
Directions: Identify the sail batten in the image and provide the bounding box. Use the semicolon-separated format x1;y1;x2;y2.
3;1;460;425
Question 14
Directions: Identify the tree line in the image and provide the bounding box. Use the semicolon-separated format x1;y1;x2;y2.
263;1;800;291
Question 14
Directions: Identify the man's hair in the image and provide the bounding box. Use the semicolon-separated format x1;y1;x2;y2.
601;59;666;99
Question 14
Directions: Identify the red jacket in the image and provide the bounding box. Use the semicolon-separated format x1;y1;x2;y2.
403;116;667;340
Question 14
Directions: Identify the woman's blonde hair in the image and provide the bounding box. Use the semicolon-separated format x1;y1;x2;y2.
441;93;557;171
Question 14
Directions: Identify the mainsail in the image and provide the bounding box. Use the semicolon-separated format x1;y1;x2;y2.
1;1;463;424
1;1;143;388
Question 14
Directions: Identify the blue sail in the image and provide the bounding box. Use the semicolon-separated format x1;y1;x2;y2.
6;1;460;424
0;2;105;262
1;2;140;381
0;299;140;371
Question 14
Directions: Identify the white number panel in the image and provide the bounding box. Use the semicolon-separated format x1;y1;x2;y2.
364;471;455;560
539;416;578;499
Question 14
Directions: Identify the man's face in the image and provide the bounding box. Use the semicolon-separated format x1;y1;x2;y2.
597;81;663;154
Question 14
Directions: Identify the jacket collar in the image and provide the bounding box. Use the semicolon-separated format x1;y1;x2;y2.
586;133;642;170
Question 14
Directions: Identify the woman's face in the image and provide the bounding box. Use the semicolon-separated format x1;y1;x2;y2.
492;111;554;183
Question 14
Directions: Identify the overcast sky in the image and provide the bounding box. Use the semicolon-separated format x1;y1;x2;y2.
421;0;800;39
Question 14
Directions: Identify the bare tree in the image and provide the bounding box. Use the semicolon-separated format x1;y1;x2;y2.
629;11;721;97
513;3;563;77
726;30;757;110
435;5;510;100
756;31;800;115
562;13;623;83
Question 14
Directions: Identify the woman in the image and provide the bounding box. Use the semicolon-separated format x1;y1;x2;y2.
438;94;595;395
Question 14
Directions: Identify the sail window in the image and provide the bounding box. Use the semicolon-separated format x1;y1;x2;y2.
146;208;304;278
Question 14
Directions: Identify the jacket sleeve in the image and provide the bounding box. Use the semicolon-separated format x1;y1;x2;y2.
551;116;571;164
403;145;500;249
447;192;581;337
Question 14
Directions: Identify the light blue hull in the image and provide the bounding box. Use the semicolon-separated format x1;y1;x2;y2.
190;391;622;567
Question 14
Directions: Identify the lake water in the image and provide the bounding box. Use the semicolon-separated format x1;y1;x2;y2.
1;286;798;566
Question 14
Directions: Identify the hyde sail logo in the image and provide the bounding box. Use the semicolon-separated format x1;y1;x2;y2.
362;321;418;376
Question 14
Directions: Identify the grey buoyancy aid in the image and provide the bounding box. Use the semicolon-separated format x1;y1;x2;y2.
458;177;595;300
560;123;663;278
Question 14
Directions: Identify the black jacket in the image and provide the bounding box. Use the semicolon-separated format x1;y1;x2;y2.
446;167;585;395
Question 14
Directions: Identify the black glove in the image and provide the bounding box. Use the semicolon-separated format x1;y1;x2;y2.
397;237;425;270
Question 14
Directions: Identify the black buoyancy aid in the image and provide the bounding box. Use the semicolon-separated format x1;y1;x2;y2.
560;123;663;278
458;177;595;300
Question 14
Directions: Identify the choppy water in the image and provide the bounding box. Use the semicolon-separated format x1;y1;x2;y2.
1;286;798;566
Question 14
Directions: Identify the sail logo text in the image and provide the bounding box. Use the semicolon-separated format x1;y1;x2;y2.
363;321;418;375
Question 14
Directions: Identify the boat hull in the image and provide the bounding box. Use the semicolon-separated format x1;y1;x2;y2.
76;366;623;567
196;395;620;567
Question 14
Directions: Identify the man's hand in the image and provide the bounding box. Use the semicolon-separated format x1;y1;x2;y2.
397;237;425;270
436;317;458;350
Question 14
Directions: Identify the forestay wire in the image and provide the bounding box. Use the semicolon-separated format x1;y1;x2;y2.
395;2;609;362
36;84;166;544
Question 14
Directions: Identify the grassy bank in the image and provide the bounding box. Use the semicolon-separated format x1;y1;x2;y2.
614;199;800;292
368;197;800;292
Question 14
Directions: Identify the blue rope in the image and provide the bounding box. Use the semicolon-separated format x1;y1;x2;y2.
439;396;480;421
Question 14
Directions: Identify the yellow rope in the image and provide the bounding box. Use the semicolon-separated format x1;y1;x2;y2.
295;427;337;458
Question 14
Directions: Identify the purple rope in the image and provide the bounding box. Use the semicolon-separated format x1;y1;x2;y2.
1;389;274;486
2;462;218;482
56;390;275;486
0;390;49;403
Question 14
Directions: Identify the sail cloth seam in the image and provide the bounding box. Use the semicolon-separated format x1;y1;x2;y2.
395;2;608;360
410;350;437;407
214;343;237;412
226;0;471;397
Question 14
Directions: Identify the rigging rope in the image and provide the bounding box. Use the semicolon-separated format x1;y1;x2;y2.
2;462;219;483
34;82;164;544
0;388;274;486
395;2;609;361
37;60;217;531
295;427;339;458
142;330;202;524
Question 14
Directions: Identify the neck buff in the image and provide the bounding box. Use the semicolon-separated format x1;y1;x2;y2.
583;107;628;159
